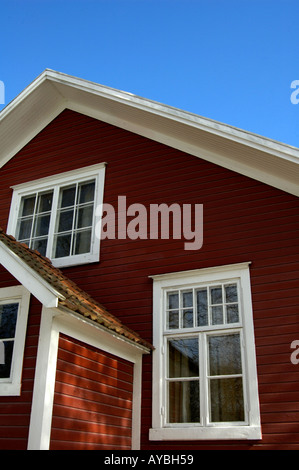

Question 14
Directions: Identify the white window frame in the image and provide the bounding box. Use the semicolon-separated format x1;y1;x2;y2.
149;262;262;441
7;163;106;268
0;286;31;396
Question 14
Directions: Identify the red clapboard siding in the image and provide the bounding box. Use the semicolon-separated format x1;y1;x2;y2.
0;109;298;450
50;334;134;450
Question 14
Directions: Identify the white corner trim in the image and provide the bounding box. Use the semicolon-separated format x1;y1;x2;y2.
27;307;60;450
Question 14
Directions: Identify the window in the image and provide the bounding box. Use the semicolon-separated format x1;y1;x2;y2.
7;163;106;268
0;286;30;396
149;263;261;441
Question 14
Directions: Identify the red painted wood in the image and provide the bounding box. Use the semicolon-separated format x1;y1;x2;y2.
50;334;133;450
0;109;298;449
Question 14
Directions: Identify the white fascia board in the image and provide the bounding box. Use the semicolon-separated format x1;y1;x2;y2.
1;69;299;195
58;305;151;356
0;242;61;308
46;70;299;162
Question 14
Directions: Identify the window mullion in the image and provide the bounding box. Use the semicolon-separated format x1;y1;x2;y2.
200;332;209;426
70;183;79;256
28;193;39;247
46;186;59;259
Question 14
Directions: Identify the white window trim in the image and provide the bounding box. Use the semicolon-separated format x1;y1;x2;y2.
7;163;106;268
0;286;30;396
149;262;262;441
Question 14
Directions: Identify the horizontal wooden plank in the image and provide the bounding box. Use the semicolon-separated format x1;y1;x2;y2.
50;333;133;450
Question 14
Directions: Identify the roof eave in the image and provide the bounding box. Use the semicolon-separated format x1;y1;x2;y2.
1;69;299;196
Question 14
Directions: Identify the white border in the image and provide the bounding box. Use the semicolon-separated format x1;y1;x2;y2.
149;262;262;441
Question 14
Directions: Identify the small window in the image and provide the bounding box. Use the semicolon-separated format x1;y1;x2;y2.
7;163;106;268
150;263;261;441
0;286;30;396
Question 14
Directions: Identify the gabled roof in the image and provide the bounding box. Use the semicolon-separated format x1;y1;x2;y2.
0;228;152;352
0;69;298;196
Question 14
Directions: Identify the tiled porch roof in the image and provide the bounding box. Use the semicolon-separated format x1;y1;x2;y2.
0;228;153;352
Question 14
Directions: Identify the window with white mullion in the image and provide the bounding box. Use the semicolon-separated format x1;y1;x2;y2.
151;263;262;440
16;190;54;256
8;163;106;268
207;330;246;424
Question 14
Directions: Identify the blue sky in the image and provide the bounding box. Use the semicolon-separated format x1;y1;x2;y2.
1;0;299;147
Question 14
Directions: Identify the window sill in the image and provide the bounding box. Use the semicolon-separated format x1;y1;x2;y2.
51;252;99;268
149;425;262;441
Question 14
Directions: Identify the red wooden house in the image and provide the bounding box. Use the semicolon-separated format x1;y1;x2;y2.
0;70;298;450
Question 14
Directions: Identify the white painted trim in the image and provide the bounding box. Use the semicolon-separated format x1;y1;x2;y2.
27;307;60;449
0;286;31;396
28;307;145;450
0;243;60;308
131;356;143;450
1;69;298;196
10;162;107;191
149;262;262;441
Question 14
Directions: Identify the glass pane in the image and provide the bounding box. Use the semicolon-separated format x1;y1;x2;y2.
167;292;179;310
60;185;76;208
33;214;51;237
209;334;242;376
57;209;74;232
0;303;19;338
226;304;239;323
225;284;238;303
74;229;91;255
211;286;222;304
212;305;223;325
18;218;33;240
168;381;200;423
197;288;208;326
182;309;193;328
21;195;36;216
78;181;95;204
168;338;199;378
182;290;193;308
210;377;244;422
37;192;53;213
54;234;71;258
31;238;48;256
77;205;93;228
168;310;179;329
0;341;14;379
